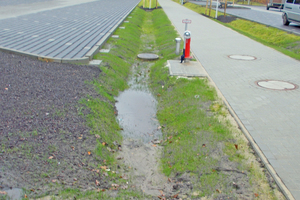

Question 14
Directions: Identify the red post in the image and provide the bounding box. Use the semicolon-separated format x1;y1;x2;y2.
185;37;191;58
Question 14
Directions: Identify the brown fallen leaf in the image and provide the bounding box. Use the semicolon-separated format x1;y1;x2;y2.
78;137;82;140
202;144;206;147
168;136;173;140
24;194;27;198
235;144;238;150
168;178;172;182
71;146;75;150
5;88;8;90
52;179;57;183
95;134;100;138
100;166;107;170
173;193;179;198
216;189;221;193
111;184;119;187
88;151;91;155
152;144;157;147
169;141;172;143
0;191;7;195
95;180;100;186
48;156;53;159
254;193;259;197
102;142;107;146
157;94;161;97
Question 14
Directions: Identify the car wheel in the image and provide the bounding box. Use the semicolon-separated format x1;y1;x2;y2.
266;6;269;10
283;13;290;26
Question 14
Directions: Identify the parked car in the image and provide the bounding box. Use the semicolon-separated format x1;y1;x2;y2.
282;0;300;25
267;0;285;10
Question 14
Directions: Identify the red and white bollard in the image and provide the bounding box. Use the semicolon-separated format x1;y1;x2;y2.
183;30;191;58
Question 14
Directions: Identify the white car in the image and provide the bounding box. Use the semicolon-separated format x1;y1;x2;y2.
282;0;300;25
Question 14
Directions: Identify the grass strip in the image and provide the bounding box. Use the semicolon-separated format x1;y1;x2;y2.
183;2;300;60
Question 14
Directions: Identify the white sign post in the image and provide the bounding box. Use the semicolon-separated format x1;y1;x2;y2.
215;0;219;19
182;19;192;31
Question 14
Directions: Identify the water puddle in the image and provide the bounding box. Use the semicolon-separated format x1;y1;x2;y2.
115;89;161;143
115;59;171;196
115;62;162;143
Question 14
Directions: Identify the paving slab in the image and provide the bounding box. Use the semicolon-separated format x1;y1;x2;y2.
167;60;207;77
159;0;300;199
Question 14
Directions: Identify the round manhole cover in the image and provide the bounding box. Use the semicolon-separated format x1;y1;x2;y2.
137;53;159;60
228;55;256;61
256;80;297;90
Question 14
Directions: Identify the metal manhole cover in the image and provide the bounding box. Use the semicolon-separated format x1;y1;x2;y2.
137;53;159;60
256;80;298;90
228;55;256;61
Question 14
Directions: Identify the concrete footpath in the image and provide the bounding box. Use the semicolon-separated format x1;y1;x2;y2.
159;0;300;199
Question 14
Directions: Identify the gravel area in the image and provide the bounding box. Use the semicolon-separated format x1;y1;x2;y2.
0;51;111;197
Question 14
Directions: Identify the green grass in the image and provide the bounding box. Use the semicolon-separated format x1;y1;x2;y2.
184;2;300;60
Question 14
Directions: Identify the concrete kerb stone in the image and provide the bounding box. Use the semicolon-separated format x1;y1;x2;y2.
61;57;89;64
192;52;295;200
85;46;100;61
0;46;40;60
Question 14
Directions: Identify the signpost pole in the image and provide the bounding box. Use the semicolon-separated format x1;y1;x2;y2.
205;0;209;15
209;0;212;17
215;0;219;19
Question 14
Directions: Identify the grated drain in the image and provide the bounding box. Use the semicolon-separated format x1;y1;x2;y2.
255;80;298;90
228;55;256;61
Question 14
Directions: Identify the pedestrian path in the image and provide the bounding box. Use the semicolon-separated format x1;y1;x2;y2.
159;0;300;199
0;0;139;62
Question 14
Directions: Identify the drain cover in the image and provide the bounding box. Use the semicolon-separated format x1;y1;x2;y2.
228;55;256;61
137;53;159;60
256;80;297;90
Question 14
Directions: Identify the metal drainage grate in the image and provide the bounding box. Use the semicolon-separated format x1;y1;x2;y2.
137;53;159;60
228;55;256;61
255;80;298;90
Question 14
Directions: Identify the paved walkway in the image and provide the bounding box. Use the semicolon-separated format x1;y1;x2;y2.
0;0;139;61
159;0;300;199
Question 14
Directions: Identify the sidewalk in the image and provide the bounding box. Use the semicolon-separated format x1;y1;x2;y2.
159;0;300;199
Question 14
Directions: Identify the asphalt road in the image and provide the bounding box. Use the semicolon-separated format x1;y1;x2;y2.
0;0;140;60
190;1;300;35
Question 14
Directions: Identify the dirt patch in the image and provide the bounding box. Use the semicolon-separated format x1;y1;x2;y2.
217;15;237;23
0;51;112;197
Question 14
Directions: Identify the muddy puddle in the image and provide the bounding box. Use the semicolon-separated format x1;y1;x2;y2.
115;61;172;197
